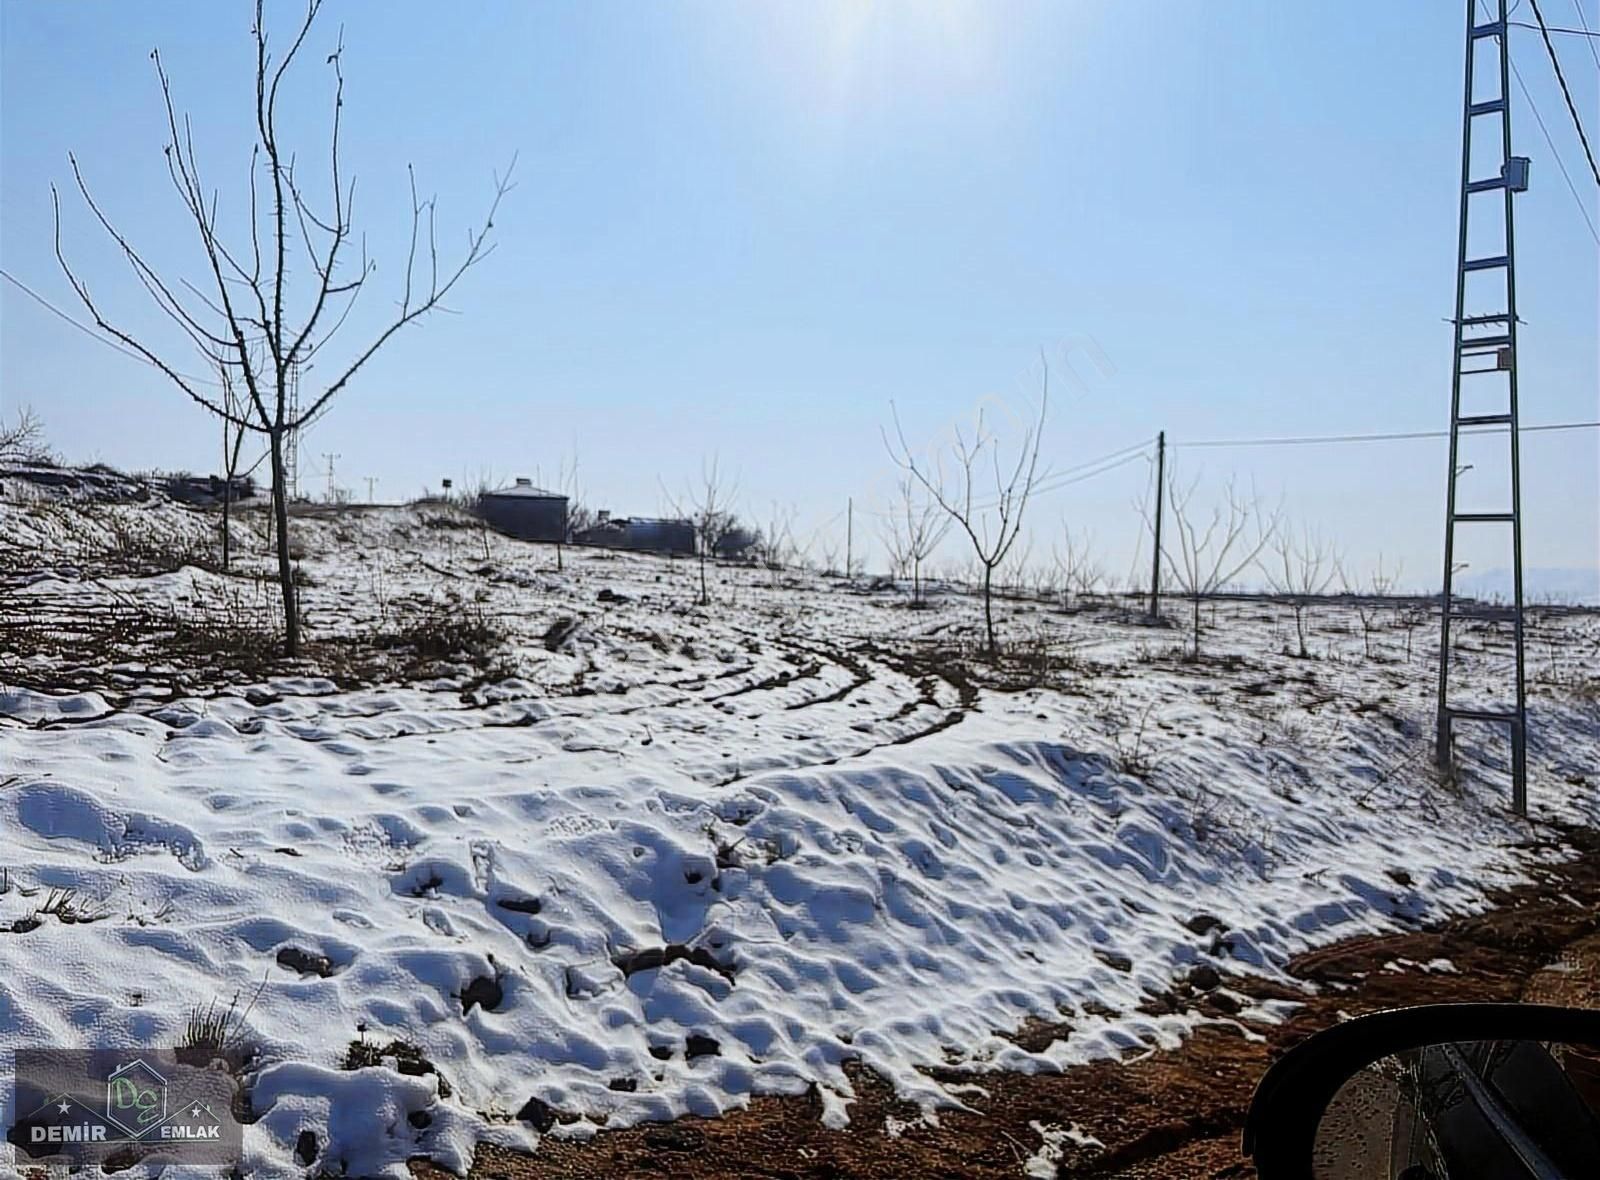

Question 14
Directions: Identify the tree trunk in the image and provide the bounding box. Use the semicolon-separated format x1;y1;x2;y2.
698;548;708;606
269;428;300;656
220;414;244;574
220;479;232;572
982;565;996;656
913;557;921;605
1191;593;1201;658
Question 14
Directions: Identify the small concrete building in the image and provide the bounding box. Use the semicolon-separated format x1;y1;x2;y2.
478;479;569;542
623;517;696;556
713;526;760;561
166;473;257;506
575;513;696;556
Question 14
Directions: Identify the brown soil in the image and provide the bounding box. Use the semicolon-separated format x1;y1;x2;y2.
412;828;1600;1180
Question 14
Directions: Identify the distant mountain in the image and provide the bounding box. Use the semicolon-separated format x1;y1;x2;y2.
1456;566;1600;606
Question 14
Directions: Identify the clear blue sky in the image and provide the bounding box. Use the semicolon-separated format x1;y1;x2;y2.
3;2;1596;592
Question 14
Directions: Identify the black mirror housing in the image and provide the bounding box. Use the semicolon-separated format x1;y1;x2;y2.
1246;1003;1600;1180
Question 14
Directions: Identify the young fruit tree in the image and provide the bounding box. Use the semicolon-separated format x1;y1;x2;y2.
1260;523;1341;659
0;406;50;464
1155;471;1279;659
545;446;591;573
1344;556;1403;661
667;456;740;607
1053;525;1104;610
214;353;251;573
51;0;512;656
878;473;952;607
886;365;1048;655
760;502;798;587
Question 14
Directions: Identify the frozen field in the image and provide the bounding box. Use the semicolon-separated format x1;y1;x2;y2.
2;498;1598;1177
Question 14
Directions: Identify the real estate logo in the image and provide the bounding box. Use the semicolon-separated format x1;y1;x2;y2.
8;1048;241;1166
105;1058;168;1135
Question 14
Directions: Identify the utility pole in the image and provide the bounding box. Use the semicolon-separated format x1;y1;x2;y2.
364;476;378;504
322;452;340;502
1149;430;1165;617
846;497;853;580
1435;0;1530;814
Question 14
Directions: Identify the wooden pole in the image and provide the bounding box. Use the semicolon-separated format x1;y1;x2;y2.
846;496;853;580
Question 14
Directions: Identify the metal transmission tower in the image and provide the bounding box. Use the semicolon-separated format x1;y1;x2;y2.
1436;0;1532;814
284;361;302;500
322;452;341;502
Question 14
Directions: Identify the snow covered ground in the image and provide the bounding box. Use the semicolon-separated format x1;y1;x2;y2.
3;497;1598;1177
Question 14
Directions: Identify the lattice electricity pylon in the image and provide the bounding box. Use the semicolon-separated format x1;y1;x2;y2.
1435;0;1531;814
284;361;302;501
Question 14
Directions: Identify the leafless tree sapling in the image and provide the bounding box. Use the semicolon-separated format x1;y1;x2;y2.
1155;472;1279;659
815;536;843;577
1053;525;1104;610
1260;523;1340;658
666;456;740;606
549;445;593;573
996;533;1035;598
0;406;50;465
1398;602;1428;665
761;502;798;586
886;366;1048;656
878;473;952;606
52;0;513;655
0;408;46;465
213;353;253;572
1344;555;1403;660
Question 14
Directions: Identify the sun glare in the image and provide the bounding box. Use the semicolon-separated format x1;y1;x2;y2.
782;0;997;115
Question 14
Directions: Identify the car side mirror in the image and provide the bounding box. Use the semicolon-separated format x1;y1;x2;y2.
1245;1003;1600;1180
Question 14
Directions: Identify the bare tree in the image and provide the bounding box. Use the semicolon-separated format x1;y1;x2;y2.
1053;525;1104;610
878;474;952;606
550;445;591;573
996;532;1035;597
760;501;798;587
1397;602;1428;664
1344;555;1403;661
557;446;594;538
815;535;843;577
0;405;50;465
886;369;1047;655
786;513;826;573
214;351;253;572
879;513;911;582
1156;472;1278;658
52;0;512;655
1260;523;1340;658
666;456;740;606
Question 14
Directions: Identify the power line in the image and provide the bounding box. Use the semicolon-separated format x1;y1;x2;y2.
1031;444;1151;494
1528;0;1600;186
859;436;1153;520
850;416;1596;522
1510;55;1600;242
1476;0;1600;241
1;267;227;388
1176;420;1599;449
1509;19;1600;35
1019;437;1153;498
1569;0;1600;72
